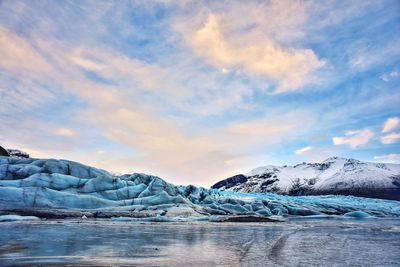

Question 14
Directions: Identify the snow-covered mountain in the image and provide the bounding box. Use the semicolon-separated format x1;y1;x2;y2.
212;157;400;200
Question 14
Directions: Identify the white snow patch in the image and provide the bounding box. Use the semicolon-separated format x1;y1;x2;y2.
0;215;40;222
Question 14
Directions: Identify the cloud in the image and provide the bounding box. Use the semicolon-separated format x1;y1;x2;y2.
91;106;313;186
68;47;171;92
186;14;325;93
373;153;400;164
173;1;326;93
53;128;77;137
96;150;105;155
349;41;400;71
295;146;313;155
382;117;399;132
380;70;399;82
0;119;82;154
228;117;296;136
293;145;340;163
332;129;374;148
0;26;52;75
381;132;400;144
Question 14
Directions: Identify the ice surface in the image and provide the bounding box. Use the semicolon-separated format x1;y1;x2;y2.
343;211;371;218
0;219;399;266
1;156;400;219
0;215;39;222
165;205;203;217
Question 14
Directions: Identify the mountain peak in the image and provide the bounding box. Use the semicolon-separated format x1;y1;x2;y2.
321;156;359;163
323;156;344;162
212;157;400;200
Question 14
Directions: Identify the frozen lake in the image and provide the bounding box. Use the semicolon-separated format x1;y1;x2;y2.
0;218;399;266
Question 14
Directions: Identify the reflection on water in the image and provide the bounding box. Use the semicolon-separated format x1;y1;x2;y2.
0;219;399;266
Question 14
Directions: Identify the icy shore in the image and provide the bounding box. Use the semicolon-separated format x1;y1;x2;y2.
1;156;399;220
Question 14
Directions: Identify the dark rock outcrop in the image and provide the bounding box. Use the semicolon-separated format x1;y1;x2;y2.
211;174;248;189
0;146;9;157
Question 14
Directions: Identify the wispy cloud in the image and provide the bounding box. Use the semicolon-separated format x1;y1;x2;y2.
381;70;399;82
93;107;313;185
332;129;374;148
382;117;399;132
348;39;400;71
295;146;313;155
53;128;77;137
0;26;52;75
185;14;325;92
381;132;400;144
374;153;400;164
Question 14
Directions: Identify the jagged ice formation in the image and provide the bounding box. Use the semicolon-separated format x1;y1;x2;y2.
1;156;399;219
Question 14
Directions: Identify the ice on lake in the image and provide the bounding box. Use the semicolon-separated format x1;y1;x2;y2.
0;218;399;266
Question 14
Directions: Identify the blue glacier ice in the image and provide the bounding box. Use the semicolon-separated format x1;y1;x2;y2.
0;215;40;222
0;156;399;219
343;211;371;218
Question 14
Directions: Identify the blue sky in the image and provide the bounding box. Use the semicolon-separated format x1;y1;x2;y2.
0;0;399;186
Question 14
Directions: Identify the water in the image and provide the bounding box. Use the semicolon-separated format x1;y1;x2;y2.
0;218;399;266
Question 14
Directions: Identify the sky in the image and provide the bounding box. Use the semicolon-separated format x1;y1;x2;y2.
0;0;399;187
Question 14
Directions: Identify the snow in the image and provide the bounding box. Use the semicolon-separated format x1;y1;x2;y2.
213;157;400;200
256;208;272;216
111;215;208;222
6;149;29;158
0;215;40;222
165;205;203;217
1;156;400;219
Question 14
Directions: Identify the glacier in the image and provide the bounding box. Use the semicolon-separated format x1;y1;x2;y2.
1;156;400;220
0;215;39;222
